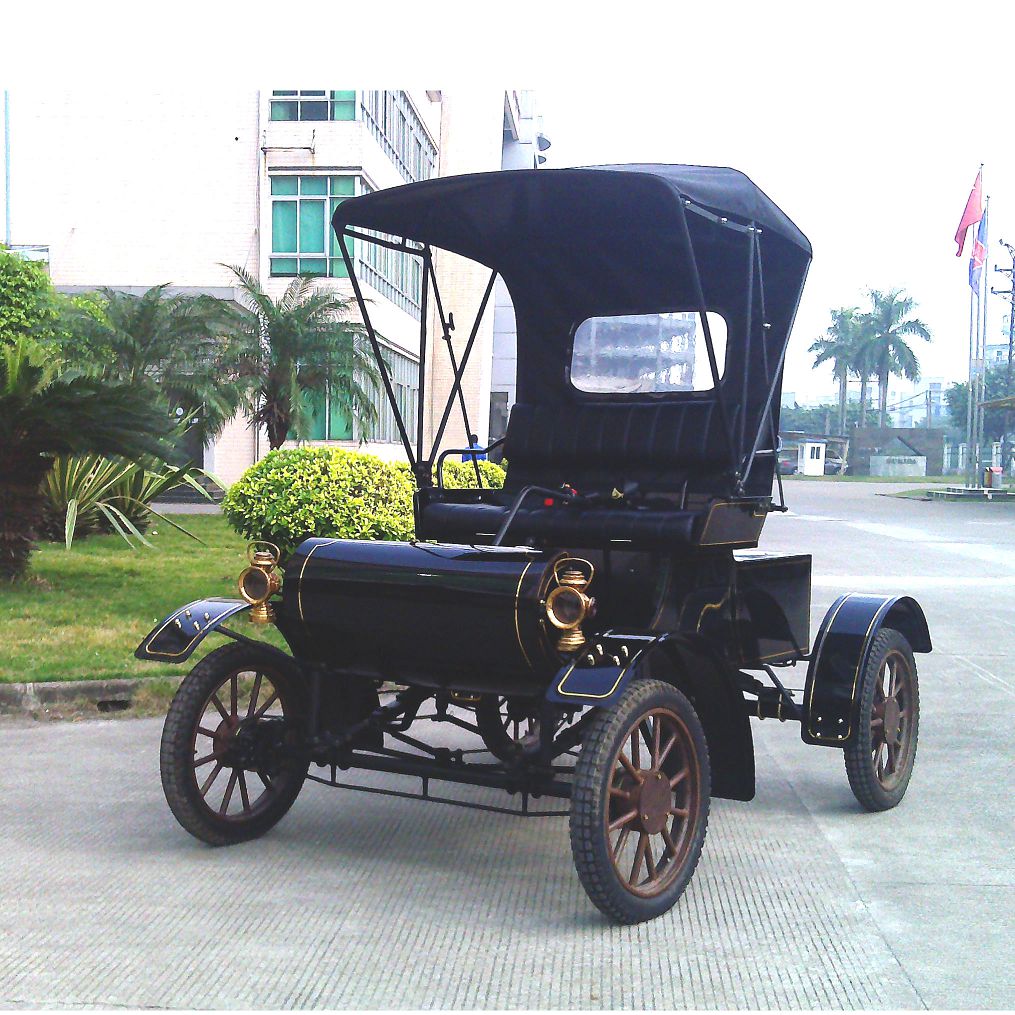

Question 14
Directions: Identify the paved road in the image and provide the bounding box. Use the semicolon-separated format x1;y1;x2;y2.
1;481;1012;1009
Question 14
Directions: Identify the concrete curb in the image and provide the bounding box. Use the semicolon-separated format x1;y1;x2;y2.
0;676;182;715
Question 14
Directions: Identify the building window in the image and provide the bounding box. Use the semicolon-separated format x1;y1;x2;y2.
361;91;437;184
270;175;356;278
270;90;357;122
293;344;419;445
354;180;423;320
368;346;419;445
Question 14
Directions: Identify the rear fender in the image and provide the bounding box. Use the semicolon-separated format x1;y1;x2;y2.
802;593;931;747
548;632;755;801
135;598;252;663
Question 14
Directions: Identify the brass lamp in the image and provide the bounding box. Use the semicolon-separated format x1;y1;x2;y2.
545;557;595;653
238;542;282;624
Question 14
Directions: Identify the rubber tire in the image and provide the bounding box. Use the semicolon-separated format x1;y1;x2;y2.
569;678;711;924
160;642;309;846
844;628;920;812
475;696;537;762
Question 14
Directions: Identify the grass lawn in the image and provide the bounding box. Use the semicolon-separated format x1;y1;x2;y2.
0;515;259;683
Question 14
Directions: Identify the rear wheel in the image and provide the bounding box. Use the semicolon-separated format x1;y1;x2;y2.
844;628;919;811
569;679;710;924
160;642;309;846
475;695;540;761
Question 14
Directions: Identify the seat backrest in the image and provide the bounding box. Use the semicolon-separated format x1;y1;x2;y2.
504;401;729;494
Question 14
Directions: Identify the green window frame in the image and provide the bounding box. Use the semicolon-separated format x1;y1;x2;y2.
286;343;417;444
270;90;357;122
270;175;357;278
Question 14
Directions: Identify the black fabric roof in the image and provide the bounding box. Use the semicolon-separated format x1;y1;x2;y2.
332;165;812;495
333;164;810;258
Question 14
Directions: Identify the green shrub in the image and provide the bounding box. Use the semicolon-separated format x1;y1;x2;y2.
434;457;506;490
222;447;415;556
223;447;507;556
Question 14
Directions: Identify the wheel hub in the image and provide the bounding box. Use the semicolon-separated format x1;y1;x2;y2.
881;696;902;746
633;769;671;834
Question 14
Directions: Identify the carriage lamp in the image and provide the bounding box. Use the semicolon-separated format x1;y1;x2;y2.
546;558;595;654
238;542;282;624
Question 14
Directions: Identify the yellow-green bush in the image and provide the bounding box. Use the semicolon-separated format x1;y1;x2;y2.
222;447;506;556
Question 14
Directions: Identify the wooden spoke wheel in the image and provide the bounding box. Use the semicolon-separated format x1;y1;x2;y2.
570;679;710;924
845;628;920;812
475;695;540;762
160;642;309;846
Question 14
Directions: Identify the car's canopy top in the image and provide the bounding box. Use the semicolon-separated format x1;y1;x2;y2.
332;164;812;496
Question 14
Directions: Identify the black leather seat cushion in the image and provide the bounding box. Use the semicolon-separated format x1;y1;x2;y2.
504;400;724;493
420;400;734;548
420;499;700;548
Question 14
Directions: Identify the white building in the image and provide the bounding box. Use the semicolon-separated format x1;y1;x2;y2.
1;89;534;484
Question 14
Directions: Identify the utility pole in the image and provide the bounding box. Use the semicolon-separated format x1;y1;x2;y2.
991;238;1015;479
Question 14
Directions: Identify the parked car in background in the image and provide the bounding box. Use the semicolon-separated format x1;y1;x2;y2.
777;453;798;475
824;455;845;476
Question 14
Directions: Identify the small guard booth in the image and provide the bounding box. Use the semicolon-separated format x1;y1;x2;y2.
797;440;826;476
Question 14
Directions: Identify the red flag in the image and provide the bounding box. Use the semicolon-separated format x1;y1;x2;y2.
954;169;983;256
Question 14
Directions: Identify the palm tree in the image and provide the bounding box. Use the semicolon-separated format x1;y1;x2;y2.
809;307;860;433
862;289;932;427
223;266;378;450
0;338;172;580
60;284;240;444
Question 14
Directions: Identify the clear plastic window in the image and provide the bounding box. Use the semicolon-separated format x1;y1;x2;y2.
570;311;728;395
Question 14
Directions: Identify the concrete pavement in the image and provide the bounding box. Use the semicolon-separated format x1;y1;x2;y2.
0;481;1012;1009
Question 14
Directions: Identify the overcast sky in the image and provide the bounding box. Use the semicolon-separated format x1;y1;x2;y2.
534;5;1015;398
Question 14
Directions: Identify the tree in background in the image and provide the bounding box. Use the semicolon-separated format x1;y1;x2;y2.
781;402;883;434
60;284;240;446
222;266;378;450
861;288;931;427
946;365;1008;442
809;307;862;433
0;248;61;345
0;338;171;580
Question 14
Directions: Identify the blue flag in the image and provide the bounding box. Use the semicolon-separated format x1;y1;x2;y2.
969;210;987;292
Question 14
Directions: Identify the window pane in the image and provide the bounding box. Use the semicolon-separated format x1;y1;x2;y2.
271;202;297;252
299;258;327;276
270;257;298;275
300;100;328;120
300;176;327;195
328;397;353;440
300;90;326;96
328;258;349;279
270;176;298;196
330;176;356;196
331;90;356;101
331;100;356;120
298;200;325;253
272;90;298;96
570;312;728;394
270;101;297;121
295;390;327;441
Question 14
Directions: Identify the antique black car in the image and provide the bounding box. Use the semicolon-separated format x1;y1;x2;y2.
137;165;929;924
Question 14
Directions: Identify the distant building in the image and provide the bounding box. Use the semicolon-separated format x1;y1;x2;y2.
2;89;532;484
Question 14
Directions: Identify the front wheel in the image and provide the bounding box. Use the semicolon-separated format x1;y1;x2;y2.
569;679;710;924
844;628;920;811
160;642;309;846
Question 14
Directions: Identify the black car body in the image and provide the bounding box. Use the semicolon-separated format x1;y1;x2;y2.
138;165;930;924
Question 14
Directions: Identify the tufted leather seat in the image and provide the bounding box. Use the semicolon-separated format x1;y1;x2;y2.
419;400;756;549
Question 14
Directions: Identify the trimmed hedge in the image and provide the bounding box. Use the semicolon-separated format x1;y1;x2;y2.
222;446;505;556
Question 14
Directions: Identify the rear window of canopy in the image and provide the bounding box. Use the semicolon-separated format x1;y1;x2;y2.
569;311;728;395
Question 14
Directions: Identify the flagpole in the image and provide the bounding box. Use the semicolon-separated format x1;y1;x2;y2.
964;164;984;487
978;196;991;478
966;284;976;485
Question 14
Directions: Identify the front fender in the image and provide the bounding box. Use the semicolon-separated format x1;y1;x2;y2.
547;631;755;801
135;598;252;663
802;593;931;747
